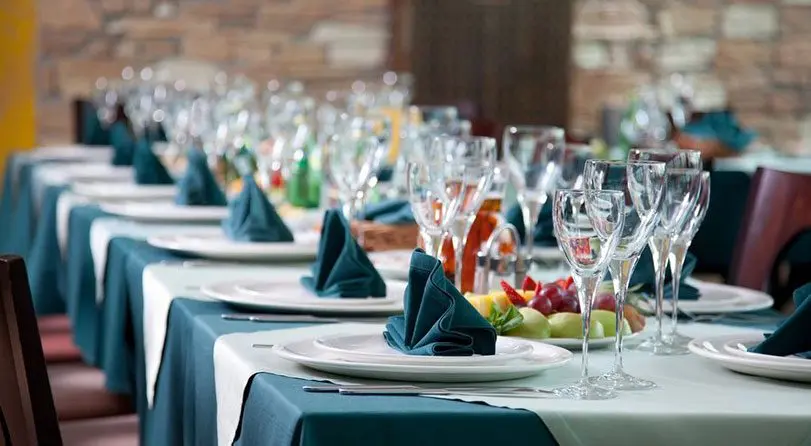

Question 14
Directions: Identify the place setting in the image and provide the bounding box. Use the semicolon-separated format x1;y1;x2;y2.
270;249;574;383
689;282;811;383
202;209;404;314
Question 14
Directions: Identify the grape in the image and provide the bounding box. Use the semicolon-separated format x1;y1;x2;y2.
592;292;616;312
527;296;553;315
558;295;580;313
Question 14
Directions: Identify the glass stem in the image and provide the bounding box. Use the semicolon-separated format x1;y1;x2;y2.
520;197;543;262
608;256;639;374
451;217;474;290
354;192;366;248
573;273;601;383
648;236;671;342
425;232;445;260
668;239;689;336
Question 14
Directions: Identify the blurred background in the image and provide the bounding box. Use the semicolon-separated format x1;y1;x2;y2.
1;0;809;154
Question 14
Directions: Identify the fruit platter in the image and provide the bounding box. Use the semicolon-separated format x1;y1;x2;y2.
465;276;647;349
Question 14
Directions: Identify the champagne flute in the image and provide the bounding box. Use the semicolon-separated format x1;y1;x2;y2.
504;126;565;262
325;119;388;228
666;171;711;347
630;149;702;355
584;160;666;390
552;189;625;400
439;136;497;290
406;142;464;259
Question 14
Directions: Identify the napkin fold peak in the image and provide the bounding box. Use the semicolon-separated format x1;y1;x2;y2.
384;249;497;356
222;176;294;242
175;149;227;206
300;209;386;298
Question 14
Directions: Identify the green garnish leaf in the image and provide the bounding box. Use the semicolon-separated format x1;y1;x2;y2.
485;302;525;335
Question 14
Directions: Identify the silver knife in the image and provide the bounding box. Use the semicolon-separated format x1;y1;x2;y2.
222;314;388;324
303;384;553;395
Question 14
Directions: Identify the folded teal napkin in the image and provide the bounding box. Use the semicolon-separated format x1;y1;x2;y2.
222;176;294;242
360;199;415;225
81;102;111;146
631;247;700;300
175;150;226;206
133;138;175;185
384;249;497;356
300;209;387;298
682;111;756;153
751;282;811;359
110;121;136;166
506;201;557;247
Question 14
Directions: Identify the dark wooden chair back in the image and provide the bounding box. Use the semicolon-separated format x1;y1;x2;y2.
729;168;811;291
0;256;61;445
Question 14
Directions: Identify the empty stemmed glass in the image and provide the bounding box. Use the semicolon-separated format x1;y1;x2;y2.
584;160;666;390
438;136;497;289
325;117;389;234
552;189;625;400
666;171;711;347
504;126;566;261
629;149;702;355
406;140;464;259
559;143;596;190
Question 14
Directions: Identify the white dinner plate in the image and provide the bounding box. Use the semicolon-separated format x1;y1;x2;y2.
722;336;811;367
148;232;320;261
657;281;774;314
313;333;534;366
202;280;405;315
73;182;176;201
101;202;228;223
688;334;811;383
532;330;643;350
234;278;404;306
274;337;573;382
28;145;112;162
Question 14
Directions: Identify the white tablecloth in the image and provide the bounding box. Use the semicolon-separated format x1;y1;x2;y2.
213;323;811;446
140;264;308;407
90;218;220;303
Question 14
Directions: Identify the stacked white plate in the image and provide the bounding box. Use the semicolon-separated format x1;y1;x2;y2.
689;334;811;383
656;281;773;314
101;202;227;223
274;333;573;382
148;230;320;261
73;182;176;201
202;278;407;314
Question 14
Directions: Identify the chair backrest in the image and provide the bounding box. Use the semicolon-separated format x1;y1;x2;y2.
0;256;61;445
729;168;811;291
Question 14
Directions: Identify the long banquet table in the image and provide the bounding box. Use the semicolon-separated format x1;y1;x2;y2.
4;146;810;446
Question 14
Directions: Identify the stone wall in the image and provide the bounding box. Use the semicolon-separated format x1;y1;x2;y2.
38;0;811;151
37;0;390;144
571;0;811;152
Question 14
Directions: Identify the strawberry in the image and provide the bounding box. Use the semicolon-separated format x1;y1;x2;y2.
499;280;527;308
564;276;574;289
521;276;537;292
534;280;544;298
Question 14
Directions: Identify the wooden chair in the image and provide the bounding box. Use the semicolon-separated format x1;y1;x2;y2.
0;255;138;445
729;168;811;292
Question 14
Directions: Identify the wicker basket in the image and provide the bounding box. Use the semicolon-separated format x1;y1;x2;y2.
350;221;420;252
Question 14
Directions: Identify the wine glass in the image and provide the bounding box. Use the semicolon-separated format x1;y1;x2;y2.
558;143;596;190
666;171;711;347
583;160;666;390
504;126;566;262
629;149;702;355
552;189;625;400
438;136;497;290
325;117;388;228
406;142;464;259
